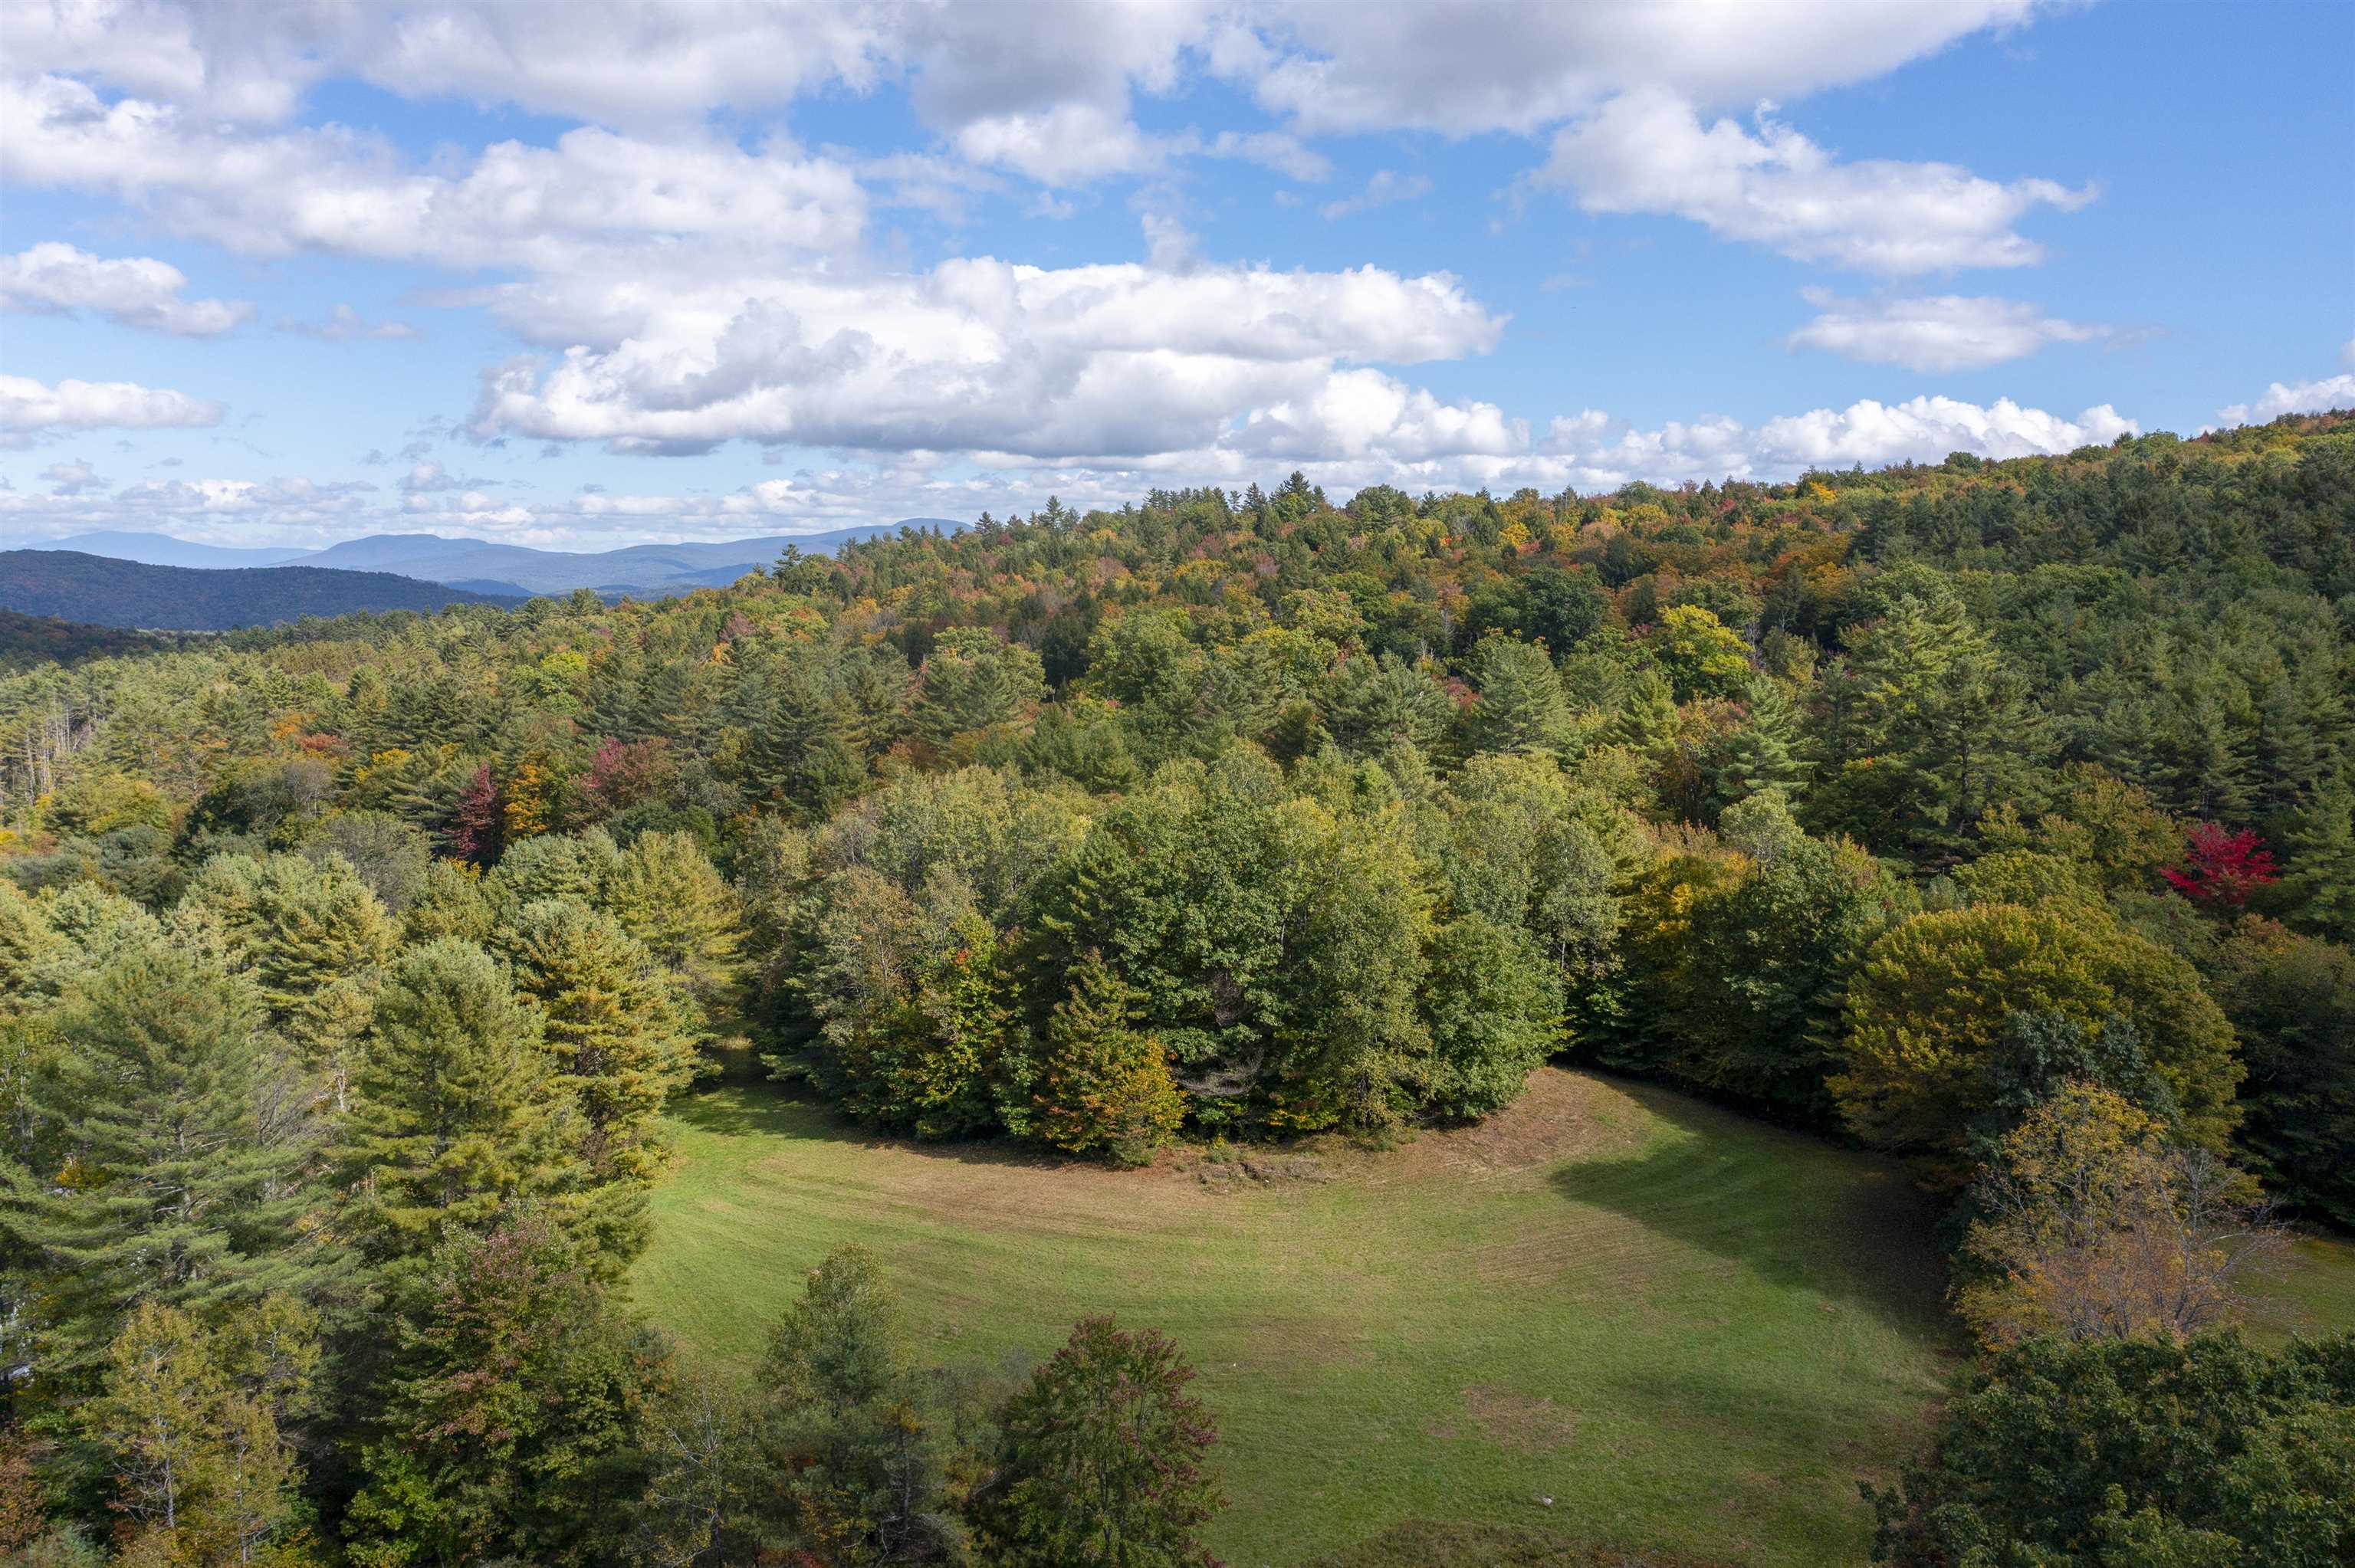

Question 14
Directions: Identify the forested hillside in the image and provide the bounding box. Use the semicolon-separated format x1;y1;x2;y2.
0;550;521;629
0;610;169;673
4;413;2353;1564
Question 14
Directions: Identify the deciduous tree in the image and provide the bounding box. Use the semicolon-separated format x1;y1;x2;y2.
969;1316;1223;1568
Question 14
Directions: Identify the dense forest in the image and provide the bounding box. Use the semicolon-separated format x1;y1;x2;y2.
4;413;2353;1565
0;552;521;631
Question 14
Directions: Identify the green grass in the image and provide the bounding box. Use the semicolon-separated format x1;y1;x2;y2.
630;1068;2355;1567
2243;1230;2355;1348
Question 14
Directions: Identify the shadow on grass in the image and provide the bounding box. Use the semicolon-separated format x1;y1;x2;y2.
670;1082;1105;1175
1306;1521;1737;1568
1548;1077;1953;1340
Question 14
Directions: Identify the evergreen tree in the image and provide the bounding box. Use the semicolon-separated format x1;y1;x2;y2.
1;940;331;1380
0;878;61;1013
1602;666;1680;756
2281;773;2355;942
1460;636;1572;757
741;657;869;818
914;627;1046;748
330;940;596;1278
752;1245;979;1565
1703;676;1808;815
763;1244;906;1421
1322;652;1453;758
2213;920;2355;1226
177;851;400;1106
1029;953;1185;1164
603;831;744;1040
497;900;697;1183
1811;594;2045;858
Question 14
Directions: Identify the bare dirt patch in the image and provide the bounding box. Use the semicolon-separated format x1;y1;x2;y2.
1457;1384;1583;1452
1171;1145;1336;1191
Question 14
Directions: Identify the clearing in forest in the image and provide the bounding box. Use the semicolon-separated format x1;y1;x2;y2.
633;1067;2355;1567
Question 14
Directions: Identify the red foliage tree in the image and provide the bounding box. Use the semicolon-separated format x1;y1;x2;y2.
2163;823;2280;907
447;761;504;866
580;736;675;818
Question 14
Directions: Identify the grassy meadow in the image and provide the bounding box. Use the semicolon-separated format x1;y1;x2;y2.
632;1068;2355;1566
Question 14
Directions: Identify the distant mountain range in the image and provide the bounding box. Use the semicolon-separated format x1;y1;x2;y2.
41;530;321;569
0;552;521;631
37;520;955;597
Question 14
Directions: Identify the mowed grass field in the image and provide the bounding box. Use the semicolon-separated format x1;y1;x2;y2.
632;1068;2355;1567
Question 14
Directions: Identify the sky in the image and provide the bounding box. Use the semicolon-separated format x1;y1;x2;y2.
2;0;2351;552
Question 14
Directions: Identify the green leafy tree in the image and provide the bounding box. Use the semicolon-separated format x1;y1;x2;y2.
345;1218;665;1568
787;865;1011;1140
1414;915;1562;1119
1650;604;1752;701
399;858;492;945
1520;564;1610;653
1979;763;2183;894
1673;798;1906;1121
81;1295;320;1568
1030;756;1431;1133
301;811;435;914
1865;1332;2355;1567
969;1316;1223;1568
1834;904;2241;1183
1427;752;1624;986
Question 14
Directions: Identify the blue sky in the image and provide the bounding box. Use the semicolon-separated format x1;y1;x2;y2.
3;0;2350;550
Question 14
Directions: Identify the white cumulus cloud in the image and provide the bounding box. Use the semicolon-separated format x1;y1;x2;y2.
1242;1;2042;137
1;74;869;269
2214;375;2355;427
1539;90;2093;274
0;373;225;447
0;241;251;335
464;257;1507;461
1787;289;2110;372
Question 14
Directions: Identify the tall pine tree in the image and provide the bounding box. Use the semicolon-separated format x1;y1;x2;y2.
2;940;333;1381
331;939;599;1279
497;900;696;1183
